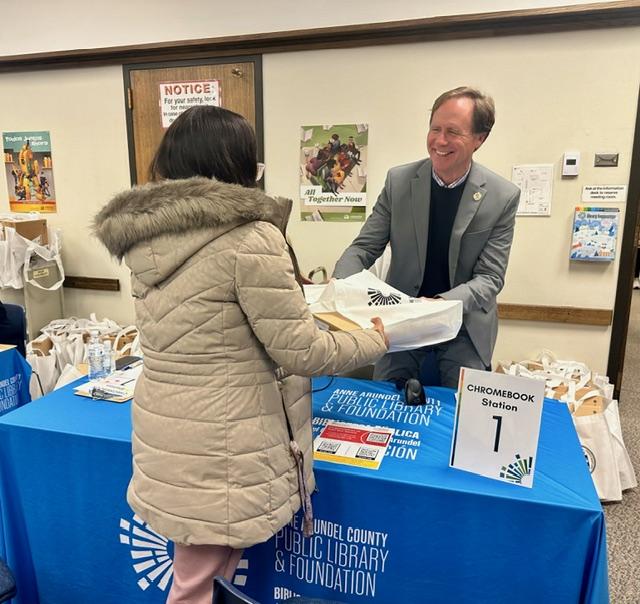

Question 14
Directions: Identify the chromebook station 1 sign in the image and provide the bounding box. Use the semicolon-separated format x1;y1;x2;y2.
450;368;544;488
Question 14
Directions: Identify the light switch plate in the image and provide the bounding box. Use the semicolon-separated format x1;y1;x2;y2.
594;153;619;167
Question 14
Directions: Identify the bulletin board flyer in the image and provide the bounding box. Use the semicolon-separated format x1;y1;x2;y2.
3;131;57;213
300;124;368;222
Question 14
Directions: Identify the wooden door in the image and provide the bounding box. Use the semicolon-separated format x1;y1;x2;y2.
124;57;262;185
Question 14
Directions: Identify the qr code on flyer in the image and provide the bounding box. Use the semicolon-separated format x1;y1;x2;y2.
366;432;390;444
317;441;340;454
356;446;378;460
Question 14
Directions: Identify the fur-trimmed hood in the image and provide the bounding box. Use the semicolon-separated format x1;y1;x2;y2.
94;177;292;286
94;177;291;259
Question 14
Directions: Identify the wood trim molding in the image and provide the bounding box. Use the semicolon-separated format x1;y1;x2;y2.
2;1;640;71
63;276;120;291
498;303;613;326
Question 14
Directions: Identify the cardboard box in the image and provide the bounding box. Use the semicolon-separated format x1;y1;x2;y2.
1;218;48;245
313;311;360;332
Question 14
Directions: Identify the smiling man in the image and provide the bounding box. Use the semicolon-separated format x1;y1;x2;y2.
333;87;520;388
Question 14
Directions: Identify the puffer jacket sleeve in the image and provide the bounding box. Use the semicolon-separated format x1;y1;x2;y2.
235;222;387;376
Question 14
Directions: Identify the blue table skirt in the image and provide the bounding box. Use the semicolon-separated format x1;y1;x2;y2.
0;376;608;604
0;348;31;416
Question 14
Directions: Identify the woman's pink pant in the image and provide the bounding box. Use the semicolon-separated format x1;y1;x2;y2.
166;543;244;604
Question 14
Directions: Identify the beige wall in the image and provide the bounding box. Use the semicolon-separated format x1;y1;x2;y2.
0;0;607;55
0;66;135;325
1;23;638;373
264;27;639;372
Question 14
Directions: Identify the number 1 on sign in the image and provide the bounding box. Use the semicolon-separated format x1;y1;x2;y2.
492;415;502;452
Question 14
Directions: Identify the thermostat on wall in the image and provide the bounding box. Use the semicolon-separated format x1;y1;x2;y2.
562;152;580;176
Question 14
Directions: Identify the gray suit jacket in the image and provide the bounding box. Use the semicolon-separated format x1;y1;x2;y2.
333;158;520;365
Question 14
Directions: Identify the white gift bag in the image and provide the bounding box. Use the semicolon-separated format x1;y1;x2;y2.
308;270;463;352
54;363;85;390
573;412;623;502
26;348;60;398
113;325;140;357
0;227;30;288
604;400;638;491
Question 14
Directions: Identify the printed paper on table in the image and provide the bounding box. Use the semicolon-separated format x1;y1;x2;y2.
314;421;395;469
74;362;142;402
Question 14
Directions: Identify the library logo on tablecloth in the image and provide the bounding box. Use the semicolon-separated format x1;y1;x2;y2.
119;515;173;591
118;514;250;592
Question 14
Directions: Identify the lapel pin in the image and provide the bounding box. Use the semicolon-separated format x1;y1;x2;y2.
473;191;483;202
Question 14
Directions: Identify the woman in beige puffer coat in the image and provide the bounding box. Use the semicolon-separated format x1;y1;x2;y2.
93;106;387;604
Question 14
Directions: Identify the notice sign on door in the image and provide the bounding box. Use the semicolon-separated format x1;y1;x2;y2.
450;368;544;487
159;80;221;128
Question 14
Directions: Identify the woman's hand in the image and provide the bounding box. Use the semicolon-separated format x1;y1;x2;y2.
370;317;389;348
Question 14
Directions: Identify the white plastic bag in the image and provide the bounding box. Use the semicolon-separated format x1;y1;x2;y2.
0;227;30;288
309;270;462;353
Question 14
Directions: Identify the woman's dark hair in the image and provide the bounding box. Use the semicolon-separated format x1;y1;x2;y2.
149;105;257;187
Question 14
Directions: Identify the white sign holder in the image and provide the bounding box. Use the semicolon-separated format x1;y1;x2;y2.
450;367;545;487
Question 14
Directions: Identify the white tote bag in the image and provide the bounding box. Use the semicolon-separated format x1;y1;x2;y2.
23;241;65;291
0;227;30;288
54;363;86;390
26;348;60;398
604;400;638;491
309;270;463;353
573;412;623;502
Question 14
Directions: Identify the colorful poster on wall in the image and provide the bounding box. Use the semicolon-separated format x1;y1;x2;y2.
3;131;57;213
300;124;368;222
570;206;619;261
159;80;221;128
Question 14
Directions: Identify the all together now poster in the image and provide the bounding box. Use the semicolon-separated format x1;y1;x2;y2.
300;123;368;222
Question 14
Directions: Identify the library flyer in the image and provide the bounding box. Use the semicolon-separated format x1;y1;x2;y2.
570;206;620;261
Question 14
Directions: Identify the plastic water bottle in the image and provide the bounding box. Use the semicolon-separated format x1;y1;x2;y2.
87;331;107;381
102;339;116;376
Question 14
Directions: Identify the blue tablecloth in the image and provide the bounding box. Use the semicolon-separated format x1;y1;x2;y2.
0;348;31;416
0;376;608;604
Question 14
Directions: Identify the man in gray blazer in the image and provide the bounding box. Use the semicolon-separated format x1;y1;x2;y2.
333;87;520;388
